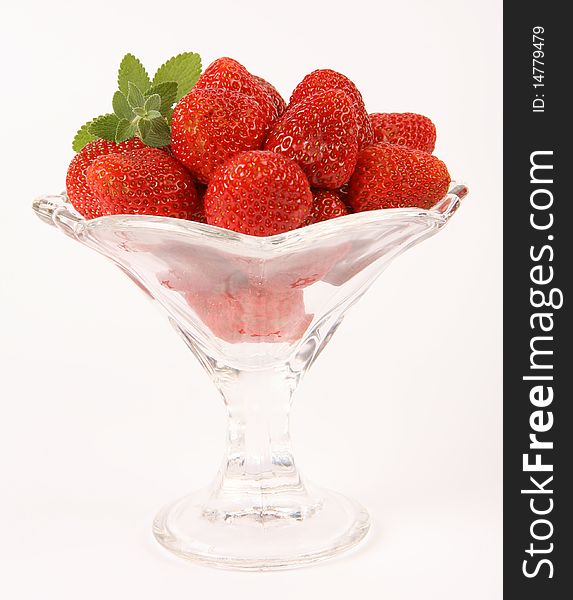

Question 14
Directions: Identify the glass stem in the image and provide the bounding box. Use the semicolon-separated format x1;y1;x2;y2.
205;364;316;520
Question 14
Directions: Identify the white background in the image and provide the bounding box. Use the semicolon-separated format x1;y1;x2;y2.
1;1;502;598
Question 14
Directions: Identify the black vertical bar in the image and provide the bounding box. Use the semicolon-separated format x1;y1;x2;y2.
504;2;571;598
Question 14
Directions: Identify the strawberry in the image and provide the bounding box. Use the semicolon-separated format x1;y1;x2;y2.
370;112;436;153
305;190;348;225
185;286;313;344
204;150;313;236
265;90;359;189
66;138;145;219
86;147;199;219
348;142;450;212
170;88;267;184
254;75;286;118
194;57;279;125
289;69;374;149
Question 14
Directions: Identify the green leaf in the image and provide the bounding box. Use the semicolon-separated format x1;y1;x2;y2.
118;53;151;96
72;120;97;152
144;93;161;112
152;52;201;101
138;116;171;147
137;118;150;141
115;118;137;142
127;82;145;109
145;81;177;116
112;91;133;120
89;114;120;141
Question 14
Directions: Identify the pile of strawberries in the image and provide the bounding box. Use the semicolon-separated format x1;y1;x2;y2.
67;55;450;237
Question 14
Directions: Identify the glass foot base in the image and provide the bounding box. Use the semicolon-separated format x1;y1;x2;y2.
152;487;370;570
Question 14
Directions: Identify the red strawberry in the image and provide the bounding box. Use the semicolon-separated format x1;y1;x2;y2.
348;142;450;212
254;75;286;118
204;150;313;236
185;286;313;344
66;138;145;219
170;88;267;184
289;69;374;149
86;147;199;219
265;90;359;189
194;57;279;125
370;112;436;153
305;190;348;225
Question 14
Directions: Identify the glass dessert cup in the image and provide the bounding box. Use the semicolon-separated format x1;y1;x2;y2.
32;183;467;570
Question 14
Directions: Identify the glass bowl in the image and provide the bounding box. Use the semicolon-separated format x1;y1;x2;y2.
32;182;467;570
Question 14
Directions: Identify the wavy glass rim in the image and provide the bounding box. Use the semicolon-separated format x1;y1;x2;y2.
33;182;468;253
